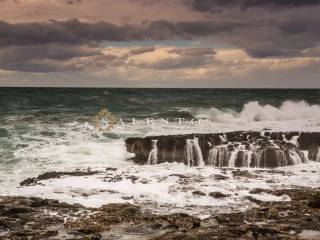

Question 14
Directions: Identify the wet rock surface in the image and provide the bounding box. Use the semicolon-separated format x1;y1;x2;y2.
1;187;320;239
20;170;100;186
209;192;230;198
126;131;318;167
15;162;320;219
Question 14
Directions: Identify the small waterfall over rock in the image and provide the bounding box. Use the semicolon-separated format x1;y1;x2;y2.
208;146;252;168
287;148;306;164
235;150;251;168
207;146;230;167
228;149;239;168
186;138;204;166
126;131;318;168
308;146;320;162
147;140;158;165
254;148;288;168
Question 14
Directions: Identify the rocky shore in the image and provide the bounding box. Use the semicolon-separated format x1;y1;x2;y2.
0;187;319;239
2;132;320;239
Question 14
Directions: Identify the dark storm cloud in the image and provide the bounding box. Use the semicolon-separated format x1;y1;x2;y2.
147;20;241;39
0;58;82;72
228;13;320;58
0;44;101;61
0;20;142;46
0;4;320;74
0;16;319;61
0;19;243;47
0;44;107;72
184;0;320;12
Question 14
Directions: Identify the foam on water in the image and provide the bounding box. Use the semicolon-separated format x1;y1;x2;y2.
10;162;320;217
0;120;132;190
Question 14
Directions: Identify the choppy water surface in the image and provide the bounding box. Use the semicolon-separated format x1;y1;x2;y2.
0;88;320;211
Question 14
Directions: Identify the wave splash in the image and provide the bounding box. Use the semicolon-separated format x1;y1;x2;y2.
195;100;320;123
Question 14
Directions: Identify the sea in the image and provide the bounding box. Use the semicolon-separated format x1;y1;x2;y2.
1;88;320;215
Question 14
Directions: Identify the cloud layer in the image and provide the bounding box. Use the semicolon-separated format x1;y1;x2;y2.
0;0;319;87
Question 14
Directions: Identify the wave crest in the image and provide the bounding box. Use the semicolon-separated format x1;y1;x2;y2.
196;100;320;122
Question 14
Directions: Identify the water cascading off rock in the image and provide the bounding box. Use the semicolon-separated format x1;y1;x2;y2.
125;131;318;168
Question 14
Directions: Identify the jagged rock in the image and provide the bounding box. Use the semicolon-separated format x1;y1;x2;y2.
308;194;320;208
232;170;258;178
106;167;117;171
213;174;229;180
192;190;206;196
246;196;264;204
249;188;318;201
298;132;320;150
209;192;229;198
155;213;200;229
65;203;143;233
20;170;100;186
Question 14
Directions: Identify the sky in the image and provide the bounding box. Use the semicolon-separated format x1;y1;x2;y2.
0;0;320;88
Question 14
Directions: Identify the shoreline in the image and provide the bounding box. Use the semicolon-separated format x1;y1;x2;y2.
1;186;319;239
1;130;320;239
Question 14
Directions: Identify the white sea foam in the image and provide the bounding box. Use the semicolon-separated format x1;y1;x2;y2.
7;162;320;217
0;121;131;190
241;101;320;121
195;100;320;122
186;100;320;134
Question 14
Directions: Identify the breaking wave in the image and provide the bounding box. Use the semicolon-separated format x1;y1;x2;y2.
195;100;320;123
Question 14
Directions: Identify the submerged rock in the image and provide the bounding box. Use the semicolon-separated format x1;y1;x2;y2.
232;170;259;178
192;190;206;196
209;192;230;198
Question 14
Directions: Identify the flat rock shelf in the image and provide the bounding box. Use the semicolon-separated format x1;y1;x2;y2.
126;131;320;167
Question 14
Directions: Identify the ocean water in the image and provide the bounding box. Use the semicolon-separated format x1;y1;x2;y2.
0;88;320;213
